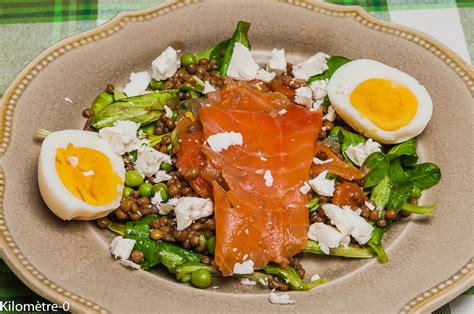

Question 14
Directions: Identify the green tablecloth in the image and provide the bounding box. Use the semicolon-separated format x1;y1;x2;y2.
0;1;472;312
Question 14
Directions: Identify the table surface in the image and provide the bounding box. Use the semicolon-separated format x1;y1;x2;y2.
0;0;472;313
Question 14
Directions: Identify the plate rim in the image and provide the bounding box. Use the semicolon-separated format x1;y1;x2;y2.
0;0;472;313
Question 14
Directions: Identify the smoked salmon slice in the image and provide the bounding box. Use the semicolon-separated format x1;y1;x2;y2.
199;98;322;275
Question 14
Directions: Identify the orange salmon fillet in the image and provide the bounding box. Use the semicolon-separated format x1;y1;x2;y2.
200;102;322;275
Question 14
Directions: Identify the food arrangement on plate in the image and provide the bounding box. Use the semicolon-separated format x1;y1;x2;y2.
36;21;441;303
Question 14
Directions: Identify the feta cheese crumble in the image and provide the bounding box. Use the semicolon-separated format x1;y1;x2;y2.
308;170;335;197
294;86;313;108
308;79;329;110
313;157;333;165
164;105;173;119
264;170;274;187
67;156;78;167
292;52;330;81
278;108;287;115
227;42;259;81
240;278;257;285
174;197;213;230
150;192;163;206
267;48;286;72
233;259;254;275
202;81;217;94
299;182;311;194
269;292;296;305
153;170;172;183
323;106;337;122
123;71;151;97
322;204;374;245
256;68;276;83
119;259;141;270
99;120;141;155
345;138;382;167
365;201;375;211
207;132;243;152
307;223;346;254
134;146;172;178
255;169;264;175
110;236;136;260
151;47;180;81
310;274;321;282
64;97;74;104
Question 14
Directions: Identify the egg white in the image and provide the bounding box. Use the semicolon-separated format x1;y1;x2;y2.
327;59;433;144
38;130;125;220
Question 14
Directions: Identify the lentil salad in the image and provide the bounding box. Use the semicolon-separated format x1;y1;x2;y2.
36;21;441;298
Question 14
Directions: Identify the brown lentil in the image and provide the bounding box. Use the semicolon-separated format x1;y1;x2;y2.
195;243;206;252
168;185;180;197
161;135;172;145
130;202;139;213
377;219;387;227
114;209;128;221
130;213;141;221
189;235;200;247
401;210;411;217
96;217;111;229
82;108;94;118
130;190;140;199
149;219;161;229
204;219;215;231
159;216;169;225
200;255;212;264
385;209;397;221
105;84;115;94
183;239;191;249
191;222;203;231
131;250;144;264
369;211;380;222
162;233;174;242
150;229;163;240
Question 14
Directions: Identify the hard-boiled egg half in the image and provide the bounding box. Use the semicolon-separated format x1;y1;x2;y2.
327;59;432;144
38;130;125;220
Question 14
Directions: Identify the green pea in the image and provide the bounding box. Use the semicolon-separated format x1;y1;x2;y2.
152;183;169;202
206;235;216;255
140;124;155;135
125;170;144;188
139;183;153;198
123;186;133;197
149;78;164;90
191;268;211;289
160;162;174;172
180;52;196;67
411;186;422;199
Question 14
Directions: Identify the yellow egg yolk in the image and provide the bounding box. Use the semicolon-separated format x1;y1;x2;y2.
349;79;418;131
55;143;122;206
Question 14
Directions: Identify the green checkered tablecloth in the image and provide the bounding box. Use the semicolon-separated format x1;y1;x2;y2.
0;0;472;312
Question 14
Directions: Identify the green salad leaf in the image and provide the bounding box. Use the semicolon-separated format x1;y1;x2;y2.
406;162;441;189
124;215;201;271
263;264;329;291
308;197;319;213
387;182;413;210
91;90;178;129
388;157;409;184
220;21;251;76
367;227;388;264
304;240;374;258
401;203;436;215
91;91;114;114
386;138;418;166
370;176;392;212
362;152;389;188
308;56;351;83
328;126;365;165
